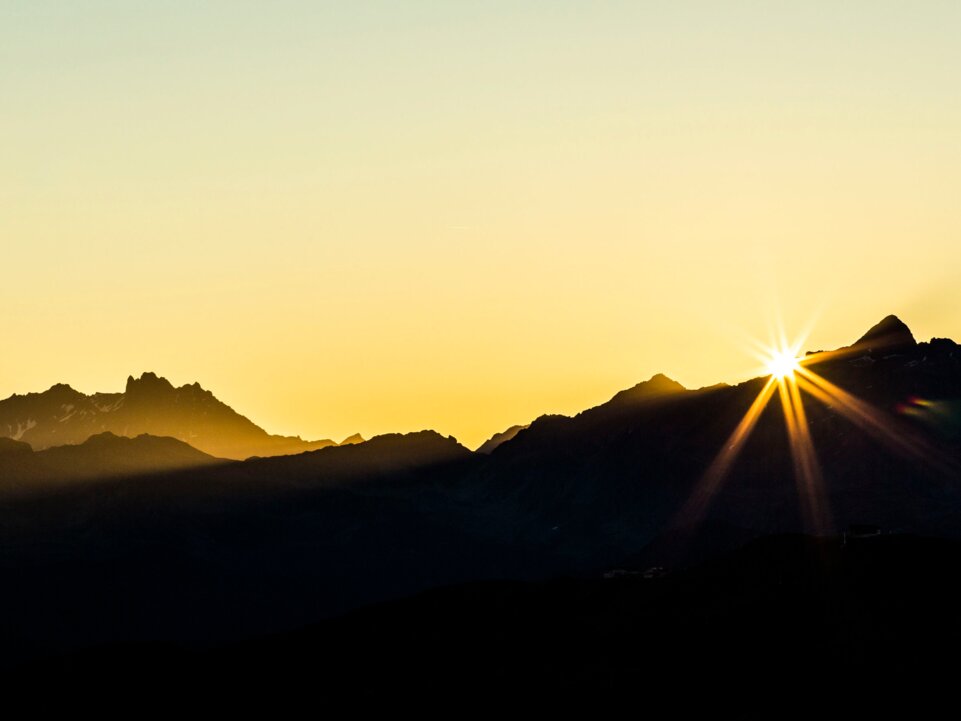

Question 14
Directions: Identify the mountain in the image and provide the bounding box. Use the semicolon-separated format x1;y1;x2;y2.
0;432;224;494
474;375;688;455
238;429;473;488
0;372;356;460
604;372;687;406
0;427;485;660
476;424;529;454
3;314;961;673
853;313;917;352
0;437;32;456
0;429;459;498
459;314;961;561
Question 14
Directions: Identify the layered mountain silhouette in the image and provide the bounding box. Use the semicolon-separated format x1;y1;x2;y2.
476;424;529;454
475;374;687;454
458;315;961;558
0;432;224;494
3;314;961;679
0;372;362;460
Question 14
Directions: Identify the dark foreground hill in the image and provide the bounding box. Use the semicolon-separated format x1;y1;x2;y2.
0;371;362;459
0;429;497;664
2;315;961;681
11;534;961;707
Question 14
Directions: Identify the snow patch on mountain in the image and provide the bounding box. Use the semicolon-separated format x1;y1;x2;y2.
11;419;36;441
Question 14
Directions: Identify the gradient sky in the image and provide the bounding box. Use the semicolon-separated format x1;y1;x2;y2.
3;2;960;448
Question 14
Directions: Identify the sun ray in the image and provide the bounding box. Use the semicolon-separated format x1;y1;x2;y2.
778;375;830;533
801;330;919;369
677;376;778;525
678;322;956;539
795;367;956;475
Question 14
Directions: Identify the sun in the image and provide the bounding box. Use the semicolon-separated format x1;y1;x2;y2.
767;349;801;379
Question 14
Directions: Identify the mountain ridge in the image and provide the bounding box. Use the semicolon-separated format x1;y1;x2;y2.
0;372;361;460
0;430;225;494
2;314;961;668
0;315;940;462
477;424;529;454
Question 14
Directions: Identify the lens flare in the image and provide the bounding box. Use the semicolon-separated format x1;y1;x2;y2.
678;317;958;536
767;350;801;379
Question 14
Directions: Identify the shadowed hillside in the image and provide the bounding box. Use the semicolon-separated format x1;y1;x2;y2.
11;533;961;708
0;432;226;495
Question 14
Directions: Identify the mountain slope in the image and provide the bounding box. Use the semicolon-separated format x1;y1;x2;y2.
476;424;529;454
0;431;224;494
0;372;352;460
604;372;687;406
854;313;917;352
452;315;961;567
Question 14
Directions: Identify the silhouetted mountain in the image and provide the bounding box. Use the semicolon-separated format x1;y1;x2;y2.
3;314;961;677
853;313;917;353
0;372;353;460
472;374;687;455
238;429;472;487
476;424;529;454
0;432;224;494
338;433;365;445
456;316;961;563
605;372;687;406
0;437;32;456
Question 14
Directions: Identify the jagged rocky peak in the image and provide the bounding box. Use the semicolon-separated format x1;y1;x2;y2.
339;433;365;446
853;315;916;353
0;372;339;459
125;372;176;396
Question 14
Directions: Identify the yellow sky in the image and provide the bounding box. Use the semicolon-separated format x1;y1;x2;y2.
3;2;960;448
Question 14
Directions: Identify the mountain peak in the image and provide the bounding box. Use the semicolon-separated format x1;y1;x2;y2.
125;372;175;395
83;431;122;445
604;373;687;409
853;315;916;353
476;424;529;454
646;373;686;392
1;373;340;460
44;383;82;399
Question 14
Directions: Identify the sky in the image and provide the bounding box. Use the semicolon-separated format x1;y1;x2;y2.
3;1;960;448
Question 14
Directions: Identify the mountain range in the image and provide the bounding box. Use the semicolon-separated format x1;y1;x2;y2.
0;372;363;460
3;314;961;681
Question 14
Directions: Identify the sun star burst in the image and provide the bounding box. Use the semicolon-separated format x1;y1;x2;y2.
767;349;801;380
679;319;955;538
